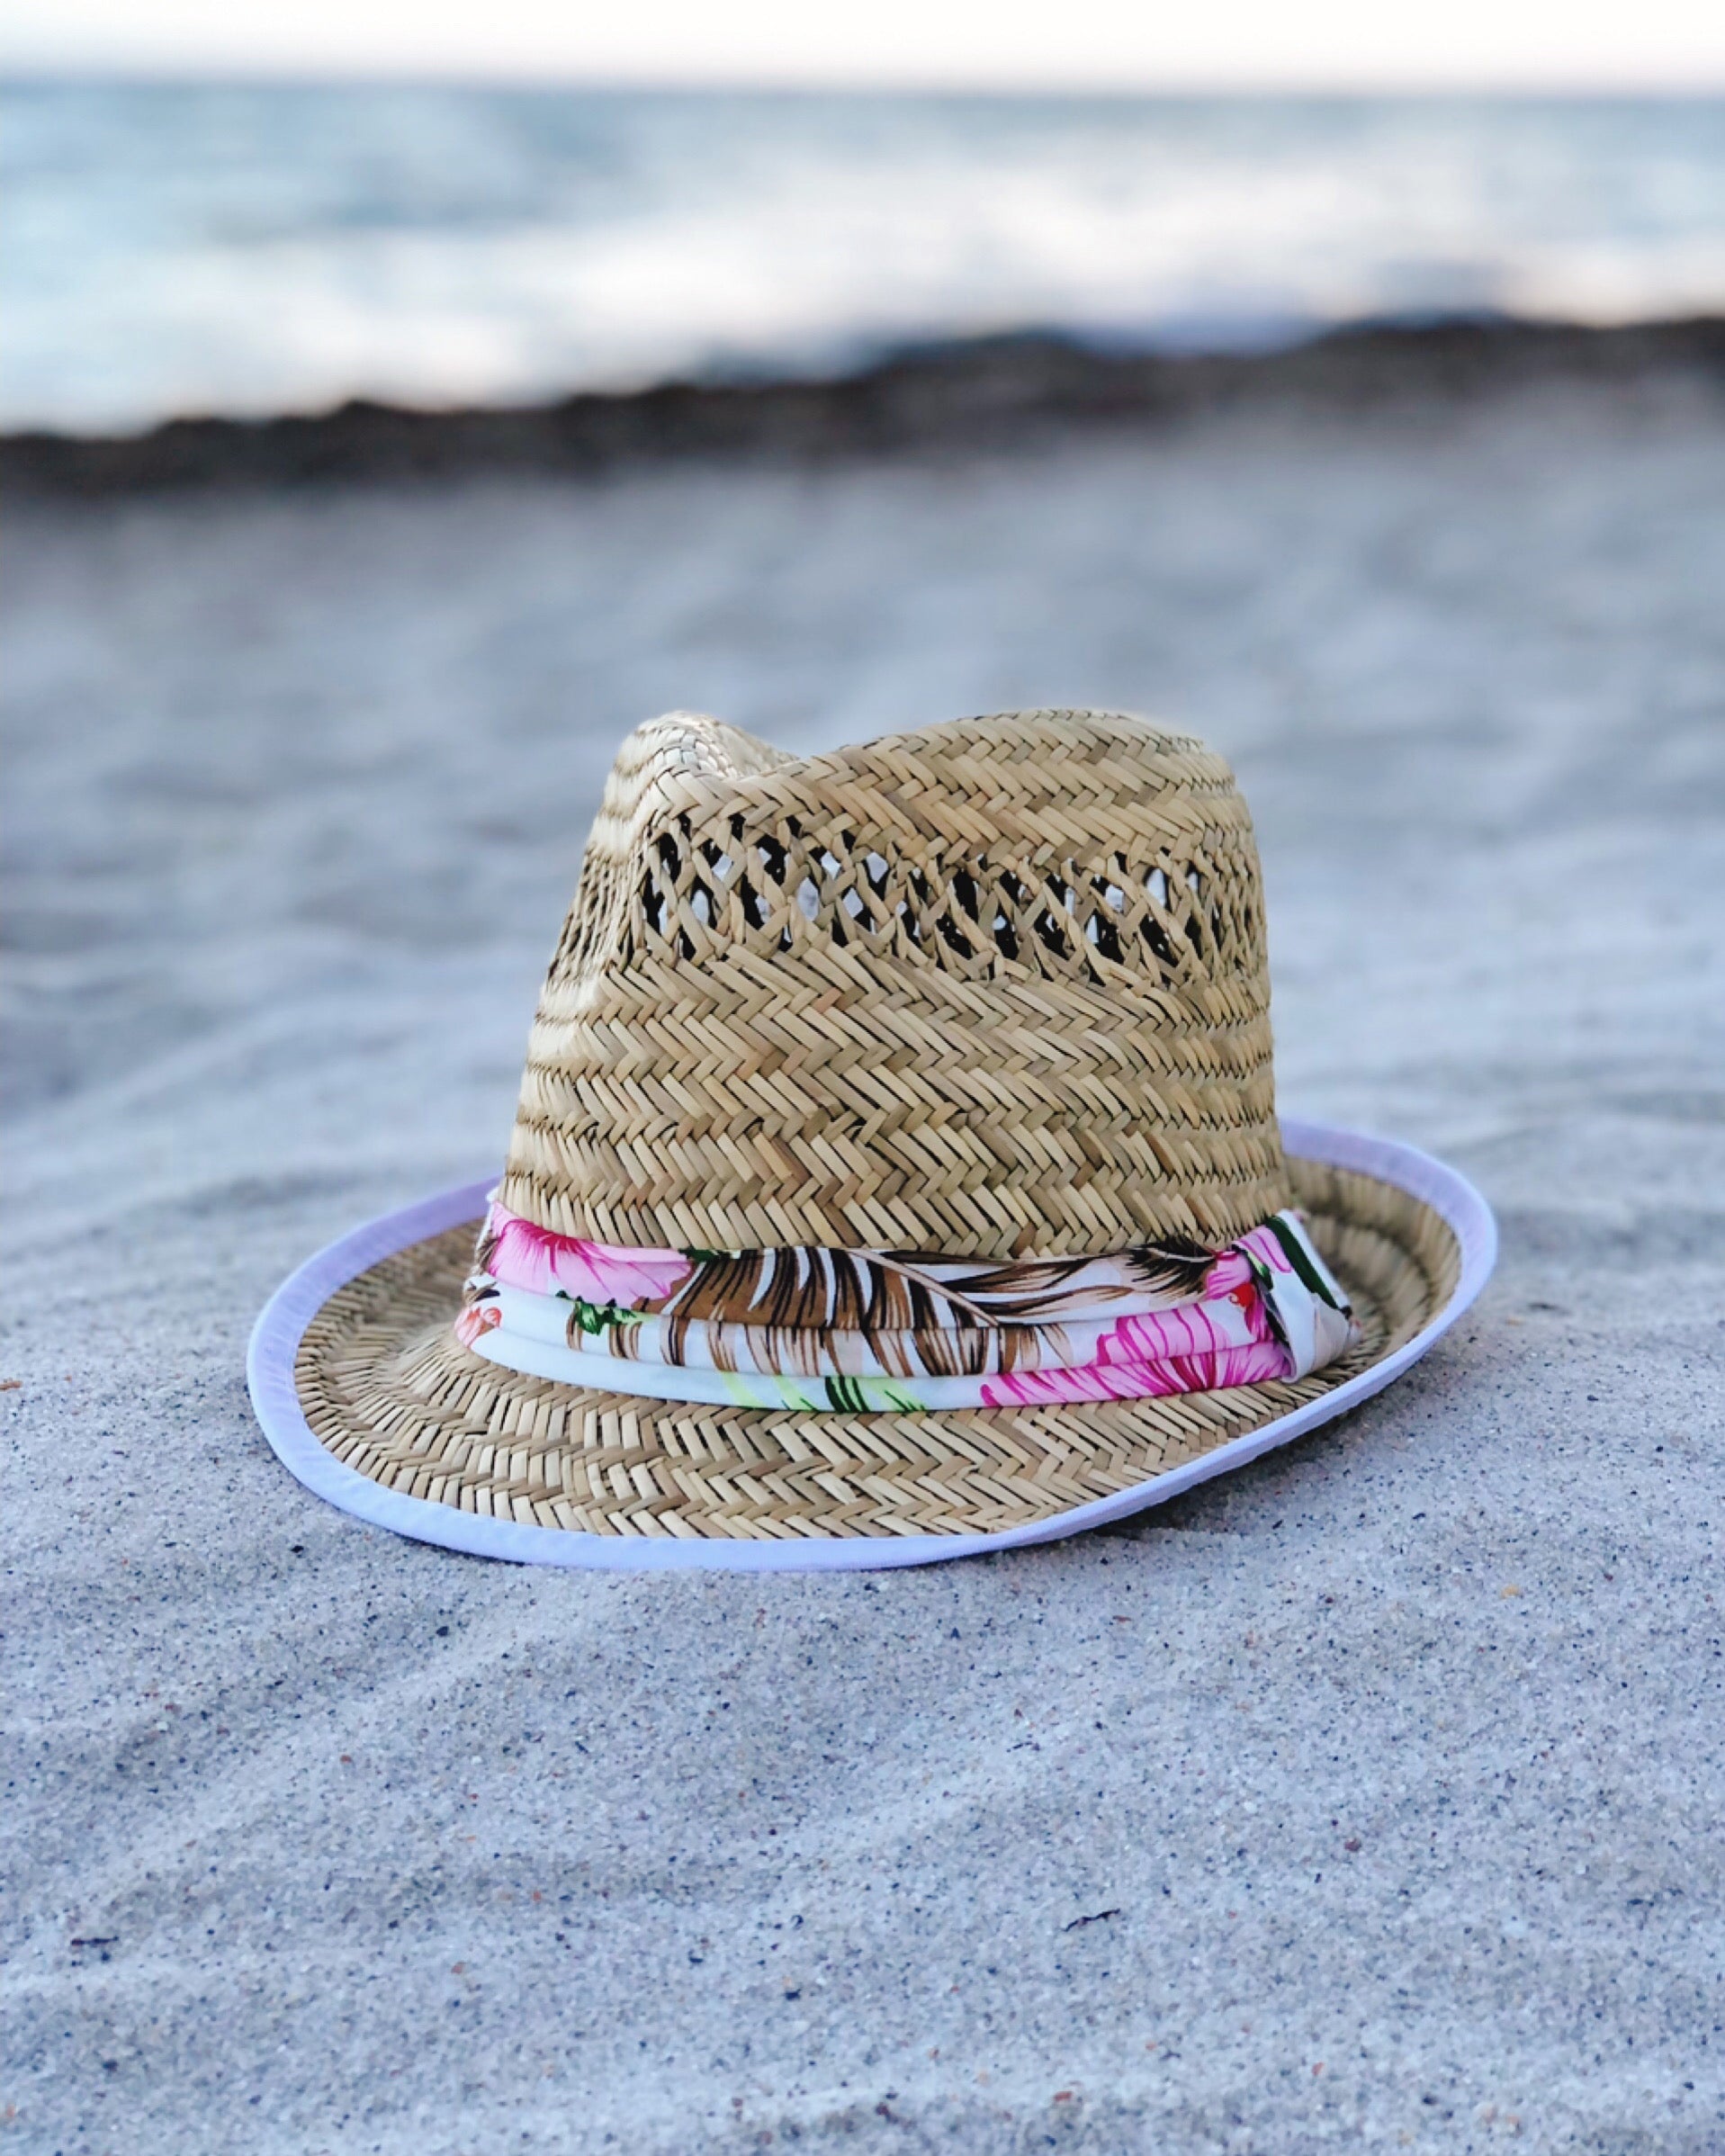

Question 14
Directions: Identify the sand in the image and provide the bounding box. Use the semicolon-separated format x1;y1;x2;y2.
4;371;1723;2153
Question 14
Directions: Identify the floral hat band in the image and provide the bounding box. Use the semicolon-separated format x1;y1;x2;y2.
454;1200;1357;1414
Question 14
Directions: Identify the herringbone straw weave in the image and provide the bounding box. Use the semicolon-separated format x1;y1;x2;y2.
292;709;1460;1540
508;709;1283;1254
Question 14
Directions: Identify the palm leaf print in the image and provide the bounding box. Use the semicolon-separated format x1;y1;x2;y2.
1119;1236;1223;1305
898;1235;1219;1322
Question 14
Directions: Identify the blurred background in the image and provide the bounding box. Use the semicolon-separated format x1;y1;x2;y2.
4;6;1725;433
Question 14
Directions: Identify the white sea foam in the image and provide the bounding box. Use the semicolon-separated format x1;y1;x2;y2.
4;85;1725;431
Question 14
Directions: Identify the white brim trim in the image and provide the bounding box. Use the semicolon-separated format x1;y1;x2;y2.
247;1118;1496;1573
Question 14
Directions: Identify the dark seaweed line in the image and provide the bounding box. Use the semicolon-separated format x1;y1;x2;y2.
7;314;1725;495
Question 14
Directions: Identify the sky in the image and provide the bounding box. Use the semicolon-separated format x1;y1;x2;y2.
5;0;1725;90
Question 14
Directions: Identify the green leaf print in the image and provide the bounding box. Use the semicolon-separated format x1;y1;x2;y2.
565;1298;647;1339
1264;1217;1348;1311
822;1373;922;1413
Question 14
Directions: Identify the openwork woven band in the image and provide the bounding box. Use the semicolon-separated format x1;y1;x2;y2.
454;1200;1356;1412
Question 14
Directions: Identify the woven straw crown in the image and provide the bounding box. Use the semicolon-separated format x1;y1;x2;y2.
500;708;1288;1259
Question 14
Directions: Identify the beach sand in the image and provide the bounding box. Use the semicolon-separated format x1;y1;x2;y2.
4;368;1723;2152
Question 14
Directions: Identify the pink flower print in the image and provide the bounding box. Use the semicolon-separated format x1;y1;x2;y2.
979;1336;1289;1408
480;1204;693;1308
1107;1294;1276;1365
454;1301;502;1349
1201;1244;1256;1304
979;1288;1291;1407
1204;1224;1290;1301
1233;1224;1297;1278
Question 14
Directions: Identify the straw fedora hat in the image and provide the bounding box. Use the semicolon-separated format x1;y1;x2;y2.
250;708;1494;1570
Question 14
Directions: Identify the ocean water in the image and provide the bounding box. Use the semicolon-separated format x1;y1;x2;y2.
4;82;1724;434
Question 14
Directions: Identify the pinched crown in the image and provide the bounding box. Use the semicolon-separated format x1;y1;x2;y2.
501;709;1286;1257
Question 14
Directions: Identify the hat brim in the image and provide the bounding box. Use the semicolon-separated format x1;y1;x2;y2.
249;1120;1493;1571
